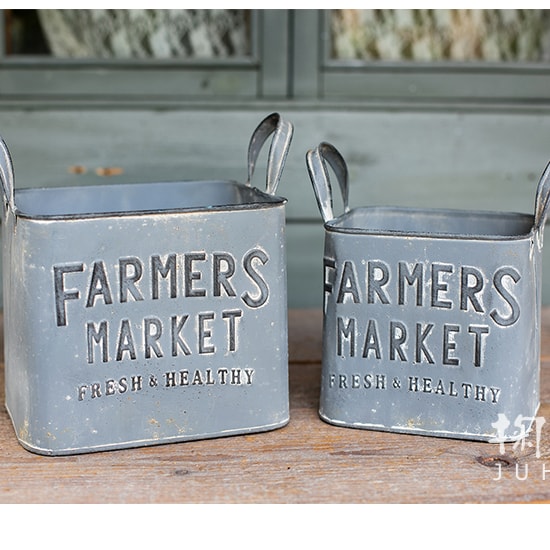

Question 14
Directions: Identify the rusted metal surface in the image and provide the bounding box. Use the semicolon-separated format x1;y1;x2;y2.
0;112;293;455
307;141;550;442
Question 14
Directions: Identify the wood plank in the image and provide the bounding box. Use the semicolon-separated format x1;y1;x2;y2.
0;309;549;504
0;67;258;98
323;68;550;102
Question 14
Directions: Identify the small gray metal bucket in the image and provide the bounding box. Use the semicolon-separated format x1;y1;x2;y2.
0;112;293;455
307;142;550;443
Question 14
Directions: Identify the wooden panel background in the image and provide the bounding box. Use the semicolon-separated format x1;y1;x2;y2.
1;106;550;308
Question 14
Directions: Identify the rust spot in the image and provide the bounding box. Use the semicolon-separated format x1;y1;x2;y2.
19;420;29;441
476;455;516;468
68;165;87;175
95;166;124;177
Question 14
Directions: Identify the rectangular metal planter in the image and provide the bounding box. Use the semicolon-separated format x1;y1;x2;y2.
0;112;293;455
307;142;550;442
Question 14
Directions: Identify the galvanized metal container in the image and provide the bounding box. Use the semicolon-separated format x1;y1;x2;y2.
307;141;550;443
0;112;293;455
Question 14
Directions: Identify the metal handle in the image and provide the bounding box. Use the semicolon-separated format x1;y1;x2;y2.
534;160;550;234
0;134;15;214
246;112;294;195
306;142;349;224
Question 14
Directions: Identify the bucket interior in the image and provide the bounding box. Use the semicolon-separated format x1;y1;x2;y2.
14;180;281;218
330;207;534;239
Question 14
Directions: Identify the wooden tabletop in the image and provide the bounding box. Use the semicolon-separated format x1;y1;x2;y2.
1;309;550;504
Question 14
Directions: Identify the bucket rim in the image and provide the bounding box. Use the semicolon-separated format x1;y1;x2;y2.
323;205;536;242
10;179;287;221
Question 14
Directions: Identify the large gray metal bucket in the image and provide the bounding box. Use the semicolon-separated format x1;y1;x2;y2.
0;112;293;455
307;142;550;443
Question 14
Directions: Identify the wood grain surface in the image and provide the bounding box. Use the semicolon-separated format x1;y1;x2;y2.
1;309;550;504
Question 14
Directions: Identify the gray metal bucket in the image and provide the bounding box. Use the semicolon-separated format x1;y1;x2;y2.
307;142;550;443
0;112;293;455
